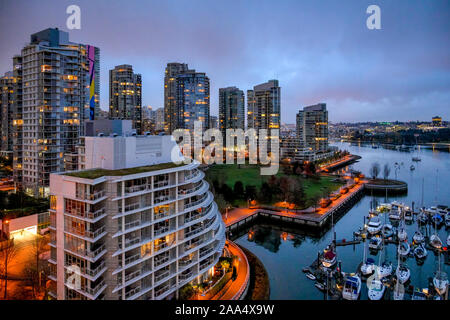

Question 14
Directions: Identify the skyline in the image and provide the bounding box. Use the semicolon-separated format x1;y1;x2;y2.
0;0;449;123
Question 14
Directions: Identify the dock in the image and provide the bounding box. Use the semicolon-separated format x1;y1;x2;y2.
225;181;366;233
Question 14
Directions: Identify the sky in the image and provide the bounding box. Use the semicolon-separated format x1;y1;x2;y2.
0;0;449;123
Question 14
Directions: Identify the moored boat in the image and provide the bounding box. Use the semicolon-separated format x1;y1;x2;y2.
367;217;382;235
412;231;425;244
367;277;386;300
397;241;410;257
414;244;427;260
361;258;376;276
378;262;393;278
430;234;442;249
342;274;362;300
381;224;393;238
396;264;411;284
369;237;382;250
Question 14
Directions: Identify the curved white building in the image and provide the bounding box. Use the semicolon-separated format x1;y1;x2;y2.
48;135;225;300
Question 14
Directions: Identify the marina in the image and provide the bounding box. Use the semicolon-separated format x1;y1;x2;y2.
234;142;450;300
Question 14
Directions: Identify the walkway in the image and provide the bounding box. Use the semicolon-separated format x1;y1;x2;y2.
197;240;250;300
224;180;367;228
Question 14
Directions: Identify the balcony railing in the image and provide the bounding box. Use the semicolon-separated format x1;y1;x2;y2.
184;194;208;210
154;270;170;283
125;270;141;283
154;255;169;267
178;182;203;197
154;180;169;189
199;247;214;258
154;227;169;236
118;202;140;213
124;220;141;230
124;253;141;266
125;286;141;299
125;184;149;194
179;271;193;281
78;280;106;297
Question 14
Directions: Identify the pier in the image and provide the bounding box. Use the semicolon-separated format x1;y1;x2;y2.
225;181;366;233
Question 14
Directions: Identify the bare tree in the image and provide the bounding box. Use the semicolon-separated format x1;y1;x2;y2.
30;235;49;299
370;162;380;179
0;239;17;299
383;163;391;181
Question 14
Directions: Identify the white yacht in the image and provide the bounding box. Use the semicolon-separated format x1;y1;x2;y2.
369;237;383;250
367;217;382;235
412;231;425;244
397;241;411;257
367;277;386;300
414;244;427;259
396;265;411;284
342;274;362;300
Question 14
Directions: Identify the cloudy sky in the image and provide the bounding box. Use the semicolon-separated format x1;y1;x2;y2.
0;0;449;123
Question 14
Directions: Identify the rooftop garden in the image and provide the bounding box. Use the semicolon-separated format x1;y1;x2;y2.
65;162;185;179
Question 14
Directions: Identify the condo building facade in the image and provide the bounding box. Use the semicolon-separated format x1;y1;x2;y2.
296;103;329;154
219;86;245;143
164;63;189;134
0;72;15;153
109;65;142;134
12;28;100;197
164;63;210;133
48;135;225;300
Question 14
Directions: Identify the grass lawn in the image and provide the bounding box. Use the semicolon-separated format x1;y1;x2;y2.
205;164;344;209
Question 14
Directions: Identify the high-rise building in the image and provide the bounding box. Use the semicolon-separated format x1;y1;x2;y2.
164;63;189;134
247;80;280;131
155;107;165;132
48;134;225;300
109;65;142;134
209;116;218;130
296;103;328;153
176;70;210;131
218;86;244;139
164;63;210;133
0;72;15;153
12;28;100;197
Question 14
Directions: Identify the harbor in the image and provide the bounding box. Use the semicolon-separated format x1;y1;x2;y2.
234;142;450;300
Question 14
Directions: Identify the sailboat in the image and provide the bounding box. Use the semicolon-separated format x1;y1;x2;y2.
395;260;411;284
393;249;405;300
412;134;421;162
429;218;443;250
397;241;411;257
381;224;393;238
412;230;425;244
368;249;386;300
378;236;392;278
397;214;407;241
361;240;375;276
433;252;449;296
414;243;428;260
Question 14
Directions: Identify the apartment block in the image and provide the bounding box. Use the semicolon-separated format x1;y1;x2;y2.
109;65;142;134
296;103;328;153
219;86;245;142
48;135;225;300
12;28;100;197
0;72;15;153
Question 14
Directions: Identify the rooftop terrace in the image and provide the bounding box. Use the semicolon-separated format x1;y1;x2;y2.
64;162;185;180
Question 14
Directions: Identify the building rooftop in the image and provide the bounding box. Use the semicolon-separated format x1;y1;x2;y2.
65;162;184;179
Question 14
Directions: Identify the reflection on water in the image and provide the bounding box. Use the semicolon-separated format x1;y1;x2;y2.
235;142;450;300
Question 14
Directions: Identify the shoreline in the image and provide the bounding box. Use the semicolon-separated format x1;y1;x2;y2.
238;245;270;300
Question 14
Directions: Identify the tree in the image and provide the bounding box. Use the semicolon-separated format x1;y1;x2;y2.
244;185;257;201
370;162;380;179
259;182;272;203
220;260;230;273
214;194;228;214
383;163;391;181
0;239;17;299
233;181;244;200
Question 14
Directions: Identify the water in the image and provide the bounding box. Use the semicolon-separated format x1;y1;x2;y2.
235;142;450;299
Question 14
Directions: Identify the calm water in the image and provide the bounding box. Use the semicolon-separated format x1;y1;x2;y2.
235;142;450;299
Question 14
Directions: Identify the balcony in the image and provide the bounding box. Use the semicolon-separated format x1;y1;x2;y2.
179;271;193;281
199;247;214;258
124;253;141;266
184;194;208;209
77;280;106;297
154;270;170;283
154;226;169;236
178;182;203;197
125;184;149;195
118;202;140;213
125;286;141;299
154;180;169;189
154;254;169;268
124;220;141;230
125;270;141;283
